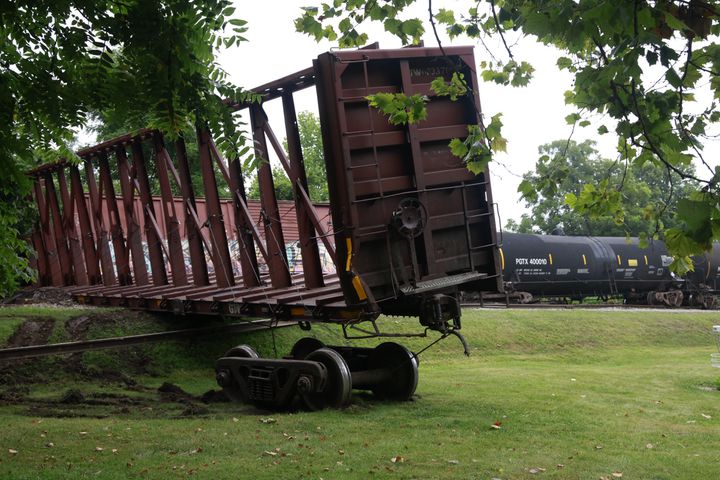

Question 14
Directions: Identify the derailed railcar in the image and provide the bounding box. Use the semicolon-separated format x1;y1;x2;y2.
314;46;502;321
27;45;501;410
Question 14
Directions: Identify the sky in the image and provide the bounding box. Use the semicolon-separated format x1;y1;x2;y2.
218;0;620;227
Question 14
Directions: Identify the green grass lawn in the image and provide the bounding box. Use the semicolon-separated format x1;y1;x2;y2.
0;306;718;479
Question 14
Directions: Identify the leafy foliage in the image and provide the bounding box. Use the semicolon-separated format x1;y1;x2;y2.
430;72;468;100
508;140;698;239
365;92;429;125
295;0;720;266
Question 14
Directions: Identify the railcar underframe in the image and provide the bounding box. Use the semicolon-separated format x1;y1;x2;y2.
27;46;501;410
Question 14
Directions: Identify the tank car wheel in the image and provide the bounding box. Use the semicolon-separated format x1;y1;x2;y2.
672;290;684;307
301;348;352;411
290;337;326;360
647;291;657;305
368;342;419;401
218;345;259;403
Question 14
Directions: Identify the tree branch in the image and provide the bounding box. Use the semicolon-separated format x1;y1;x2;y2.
490;0;513;60
427;0;447;56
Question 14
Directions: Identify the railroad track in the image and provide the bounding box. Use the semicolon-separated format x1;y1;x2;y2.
0;319;294;362
462;302;711;310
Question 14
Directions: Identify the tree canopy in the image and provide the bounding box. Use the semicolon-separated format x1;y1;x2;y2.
507;139;699;237
295;0;720;272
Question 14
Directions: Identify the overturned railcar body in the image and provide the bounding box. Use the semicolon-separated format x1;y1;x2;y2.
26;46;501;409
314;47;501;318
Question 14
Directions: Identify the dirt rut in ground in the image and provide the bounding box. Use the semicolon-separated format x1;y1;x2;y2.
5;318;55;347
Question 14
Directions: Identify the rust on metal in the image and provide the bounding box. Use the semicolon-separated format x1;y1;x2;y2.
27;45;499;326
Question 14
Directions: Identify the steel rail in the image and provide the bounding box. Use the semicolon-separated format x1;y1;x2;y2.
461;302;711;310
0;319;294;361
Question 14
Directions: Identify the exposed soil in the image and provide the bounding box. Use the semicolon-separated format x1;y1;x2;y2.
7;287;79;306
1;384;228;419
6;318;55;347
0;312;233;418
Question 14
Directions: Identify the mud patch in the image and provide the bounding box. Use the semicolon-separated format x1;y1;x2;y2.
5;318;55;347
158;382;194;402
200;389;230;404
64;315;92;341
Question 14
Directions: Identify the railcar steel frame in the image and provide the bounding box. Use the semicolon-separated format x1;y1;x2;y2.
28;45;500;329
26;45;502;410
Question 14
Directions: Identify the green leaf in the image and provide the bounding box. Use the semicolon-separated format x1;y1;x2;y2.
434;8;455;25
665;68;682;88
518;179;538;202
556;57;573;70
449;138;468;158
565;113;581;124
663;12;688;32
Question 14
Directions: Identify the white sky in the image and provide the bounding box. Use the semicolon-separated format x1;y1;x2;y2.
219;0;622;227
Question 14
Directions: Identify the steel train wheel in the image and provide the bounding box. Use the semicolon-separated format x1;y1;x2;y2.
301;348;352;411
224;344;259;359
290;337;325;360
368;342;419;401
218;345;259;403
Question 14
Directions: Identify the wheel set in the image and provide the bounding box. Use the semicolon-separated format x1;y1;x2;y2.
215;338;419;411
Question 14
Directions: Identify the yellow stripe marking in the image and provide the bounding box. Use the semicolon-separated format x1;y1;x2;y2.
351;275;368;301
644;255;648;266
617;255;621;265
499;247;505;270
582;254;587;266
345;238;353;272
548;253;553;265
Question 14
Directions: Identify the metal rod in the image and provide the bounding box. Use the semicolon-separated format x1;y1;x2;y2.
250;104;291;288
32;180;62;286
152;134;188;286
84;157;117;285
131;136;168;286
197;127;235;288
0;319;294;361
228;154;262;288
98;151;132;285
69;166;101;284
57;169;88;285
174;135;210;286
115;146;149;285
282;92;324;288
43;173;73;285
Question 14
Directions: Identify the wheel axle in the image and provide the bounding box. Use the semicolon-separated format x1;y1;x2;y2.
215;338;420;410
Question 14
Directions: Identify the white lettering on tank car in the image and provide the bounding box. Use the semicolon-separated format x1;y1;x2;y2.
515;257;548;266
556;268;571;275
577;268;589;274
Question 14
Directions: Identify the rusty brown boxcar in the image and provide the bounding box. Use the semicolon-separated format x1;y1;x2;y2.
26;45;501;410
